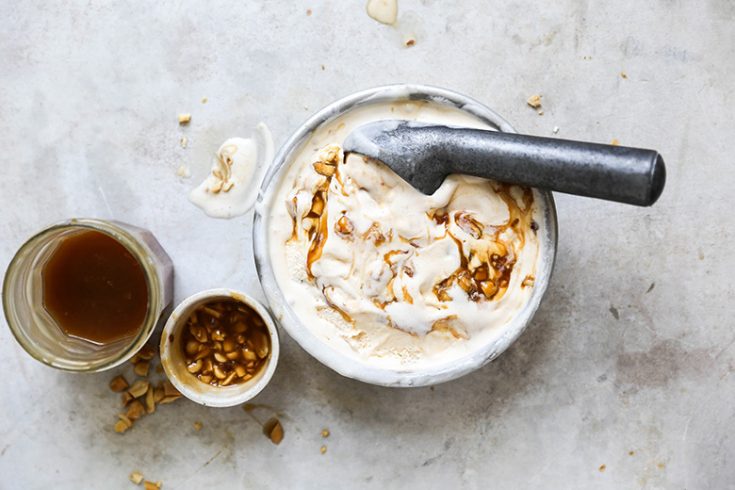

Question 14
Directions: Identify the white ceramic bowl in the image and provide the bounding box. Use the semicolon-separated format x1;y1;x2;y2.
159;288;279;407
253;85;558;387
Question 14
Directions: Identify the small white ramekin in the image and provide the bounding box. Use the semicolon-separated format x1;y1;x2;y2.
159;288;279;407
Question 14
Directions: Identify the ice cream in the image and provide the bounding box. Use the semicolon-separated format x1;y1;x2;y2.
190;123;274;218
267;101;545;369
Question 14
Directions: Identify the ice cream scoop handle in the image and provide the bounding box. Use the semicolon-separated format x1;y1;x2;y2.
442;129;666;206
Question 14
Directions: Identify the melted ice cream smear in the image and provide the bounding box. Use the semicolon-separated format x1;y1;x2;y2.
190;123;274;219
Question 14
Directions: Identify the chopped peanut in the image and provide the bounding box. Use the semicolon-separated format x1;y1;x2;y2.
180;300;271;387
129;471;144;485
109;375;129;392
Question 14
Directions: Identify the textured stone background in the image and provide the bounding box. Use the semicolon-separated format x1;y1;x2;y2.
1;1;733;488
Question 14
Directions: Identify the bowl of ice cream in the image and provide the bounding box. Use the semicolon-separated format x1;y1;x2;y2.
253;85;557;387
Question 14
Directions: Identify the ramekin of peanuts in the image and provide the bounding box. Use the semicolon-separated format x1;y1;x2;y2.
160;289;279;407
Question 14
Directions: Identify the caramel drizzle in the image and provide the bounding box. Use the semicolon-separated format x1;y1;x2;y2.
401;285;414;304
431;183;535;314
288;196;298;241
306;191;329;279
294;149;536;334
432;315;467;339
321;286;355;325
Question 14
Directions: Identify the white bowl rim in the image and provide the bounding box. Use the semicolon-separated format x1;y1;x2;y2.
252;84;558;387
159;288;280;406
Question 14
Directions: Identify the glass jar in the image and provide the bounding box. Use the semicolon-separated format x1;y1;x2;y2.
2;218;174;372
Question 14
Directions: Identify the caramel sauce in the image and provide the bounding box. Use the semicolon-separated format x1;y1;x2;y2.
362;222;387;246
432;316;467;339
42;229;148;345
402;285;414;304
321;287;355;325
293;148;537;333
306;190;330;279
430;184;534;309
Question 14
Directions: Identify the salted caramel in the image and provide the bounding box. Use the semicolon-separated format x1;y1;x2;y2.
42;229;148;345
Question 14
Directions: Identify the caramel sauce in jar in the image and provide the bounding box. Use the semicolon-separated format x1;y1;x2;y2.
42;229;149;345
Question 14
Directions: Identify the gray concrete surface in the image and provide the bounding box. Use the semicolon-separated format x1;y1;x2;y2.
1;1;734;488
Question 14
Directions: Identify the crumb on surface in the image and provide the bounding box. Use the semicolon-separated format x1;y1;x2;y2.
321;428;330;438
129;471;144;485
611;138;620;146
194;421;203;431
404;37;416;47
201;97;208;104
176;165;191;178
620;71;628;79
178;113;191;125
553;126;559;134
320;445;327;455
306;8;312;15
526;94;542;109
598;464;606;472
609;306;619;320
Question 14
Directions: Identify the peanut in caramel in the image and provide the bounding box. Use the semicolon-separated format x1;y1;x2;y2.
181;300;271;387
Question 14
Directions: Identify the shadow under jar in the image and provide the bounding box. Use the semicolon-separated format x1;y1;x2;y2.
3;219;173;372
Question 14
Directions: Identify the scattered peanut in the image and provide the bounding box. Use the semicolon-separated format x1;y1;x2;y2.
129;471;144;485
144;386;156;414
527;94;542;109
132;346;156;362
114;414;133;434
121;391;135;406
128;380;150;398
178;113;191;124
109;346;181;435
264;417;284;445
109;375;129;392
126;400;145;421
134;360;150;377
153;386;165;403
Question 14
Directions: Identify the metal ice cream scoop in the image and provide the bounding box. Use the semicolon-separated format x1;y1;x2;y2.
343;120;666;206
